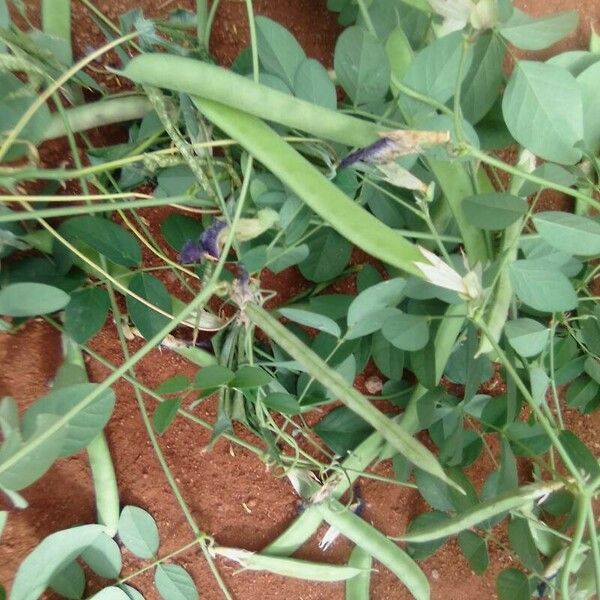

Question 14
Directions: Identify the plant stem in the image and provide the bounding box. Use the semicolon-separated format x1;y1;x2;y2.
586;499;600;599
560;495;588;597
356;0;377;37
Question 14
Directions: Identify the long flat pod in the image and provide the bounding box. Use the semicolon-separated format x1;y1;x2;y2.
264;431;386;556
120;55;381;147
245;303;457;490
315;502;429;600
398;480;564;543
193;97;426;278
213;547;365;581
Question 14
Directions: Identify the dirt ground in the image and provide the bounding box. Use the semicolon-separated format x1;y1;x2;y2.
1;1;599;599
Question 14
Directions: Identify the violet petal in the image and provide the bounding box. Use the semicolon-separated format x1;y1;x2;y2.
179;240;203;263
200;220;227;259
339;138;398;169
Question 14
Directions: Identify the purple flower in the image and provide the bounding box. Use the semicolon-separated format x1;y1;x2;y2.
178;219;228;264
200;219;227;260
338;138;398;170
179;240;203;263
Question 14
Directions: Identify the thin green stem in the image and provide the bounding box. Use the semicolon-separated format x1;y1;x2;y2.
196;0;208;47
356;0;377;37
0;195;200;222
244;0;259;82
205;0;222;48
560;495;588;597
119;537;202;584
585;499;600;598
452;35;470;143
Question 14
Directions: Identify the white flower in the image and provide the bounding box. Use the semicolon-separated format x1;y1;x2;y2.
414;246;482;300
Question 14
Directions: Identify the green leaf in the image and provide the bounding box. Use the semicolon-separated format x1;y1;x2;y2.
334;26;390;105
230;366;274;389
89;588;130;599
299;229;352;283
155;375;190;394
577;61;600;153
458;531;488;575
81;532;122;579
157;165;195;196
118;506;159;559
160;214;204;252
294;58;336;110
267;244;310;273
309;294;354;320
314;407;374;456
153;398;182;434
386;26;413;92
154;564;198;600
0;72;52;160
504;319;550;357
382;311;429;351
347;278;406;339
126;273;172;341
533;211;600;256
585;356;600;384
463;193;526;230
194;365;234;389
0;283;70;317
401;31;473;120
49;561;85;600
502;61;583;165
499;9;578;50
415;468;453;512
263;393;301;415
64;287;110;344
241;245;268;273
0;409;65;491
372;332;405;380
279;194;311;244
255;16;306;89
461;33;505;124
279;307;341;338
60;216;142;267
508;517;543;572
11;525;106;600
22;383;115;457
496;568;530;600
559;430;600;480
509;260;577;313
566;375;598;412
120;584;145;600
406;511;449;560
506;422;551;457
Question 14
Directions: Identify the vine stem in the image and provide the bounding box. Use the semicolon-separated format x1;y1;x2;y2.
560;495;588;597
119;537;202;584
355;0;377;37
585;499;600;598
